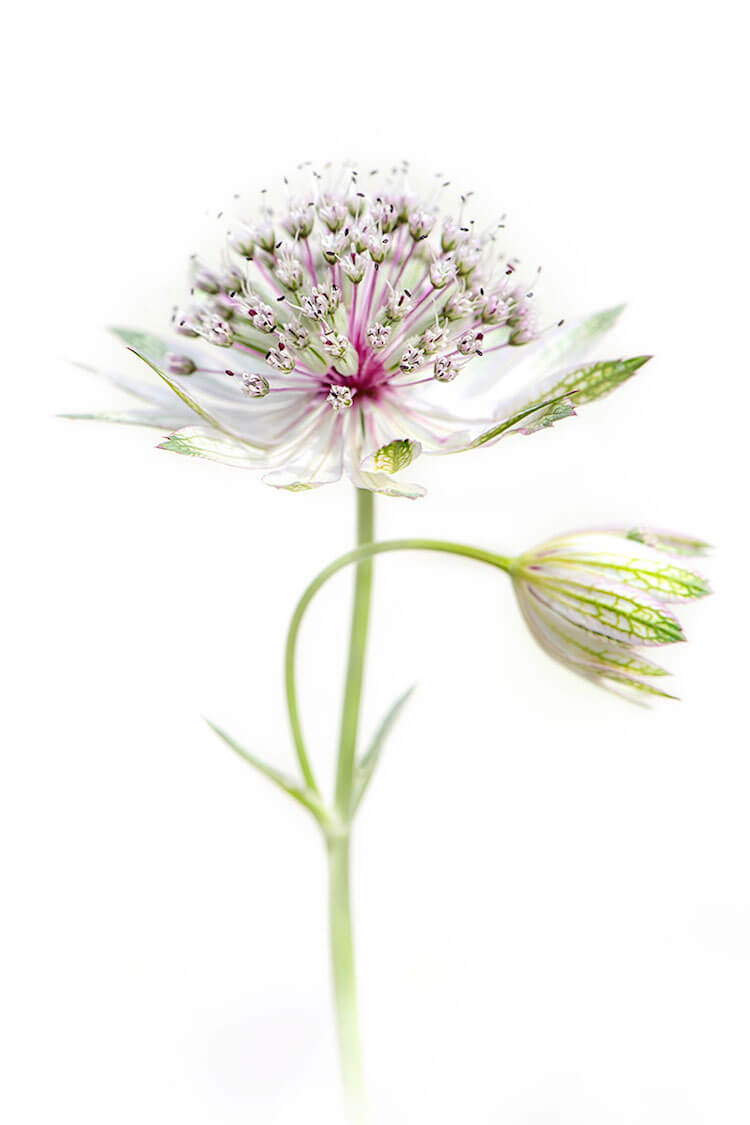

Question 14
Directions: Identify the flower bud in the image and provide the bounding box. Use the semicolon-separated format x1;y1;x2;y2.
302;282;341;320
441;218;460;252
210;294;236;319
454;240;481;277
399;346;425;373
233;292;276;333
382;288;413;324
456;328;484;356
434;355;460;382
253;220;276;253
510;529;711;698
173;318;199;338
418;324;449;355
408;209;436;241
219;265;245;292
317;194;347;232
341;252;368;284
429;256;456;289
319;329;359;375
321;230;349;264
226;369;269;398
278;317;310;350
366;230;391;265
326;384;355;411
482;292;511;325
283;200;315;240
370;198;399;233
165;353;196;375
349;222;369;254
274;247;304;290
265;344;296;374
443;291;474;321
197;314;234;347
229;227;255;259
367;322;391;349
191;259;221;295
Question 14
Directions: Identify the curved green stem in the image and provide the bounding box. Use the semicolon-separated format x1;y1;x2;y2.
284;536;510;786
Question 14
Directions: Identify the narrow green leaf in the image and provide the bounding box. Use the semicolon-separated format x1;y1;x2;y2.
205;719;328;825
352;686;416;813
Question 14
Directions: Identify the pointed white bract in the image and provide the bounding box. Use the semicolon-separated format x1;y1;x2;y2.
511;528;711;698
82;164;649;496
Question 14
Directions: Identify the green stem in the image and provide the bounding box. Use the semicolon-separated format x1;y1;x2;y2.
327;488;374;1118
328;833;365;1119
335;488;375;819
284;536;510;778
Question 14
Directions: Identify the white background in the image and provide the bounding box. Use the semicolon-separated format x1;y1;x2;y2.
3;2;749;1122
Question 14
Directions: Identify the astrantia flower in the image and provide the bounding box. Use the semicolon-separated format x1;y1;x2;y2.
74;163;651;497
510;527;711;698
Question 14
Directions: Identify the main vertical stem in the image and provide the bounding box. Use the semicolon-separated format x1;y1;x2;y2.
328;834;364;1116
328;487;375;1120
335;488;375;818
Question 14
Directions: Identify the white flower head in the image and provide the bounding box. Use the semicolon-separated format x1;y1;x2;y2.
86;163;651;497
511;528;711;699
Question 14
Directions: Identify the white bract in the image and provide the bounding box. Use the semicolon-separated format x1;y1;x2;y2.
75;163;651;497
510;528;711;698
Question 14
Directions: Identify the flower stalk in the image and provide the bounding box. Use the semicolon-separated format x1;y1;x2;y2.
335;489;376;820
328;488;374;1116
328;833;365;1118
